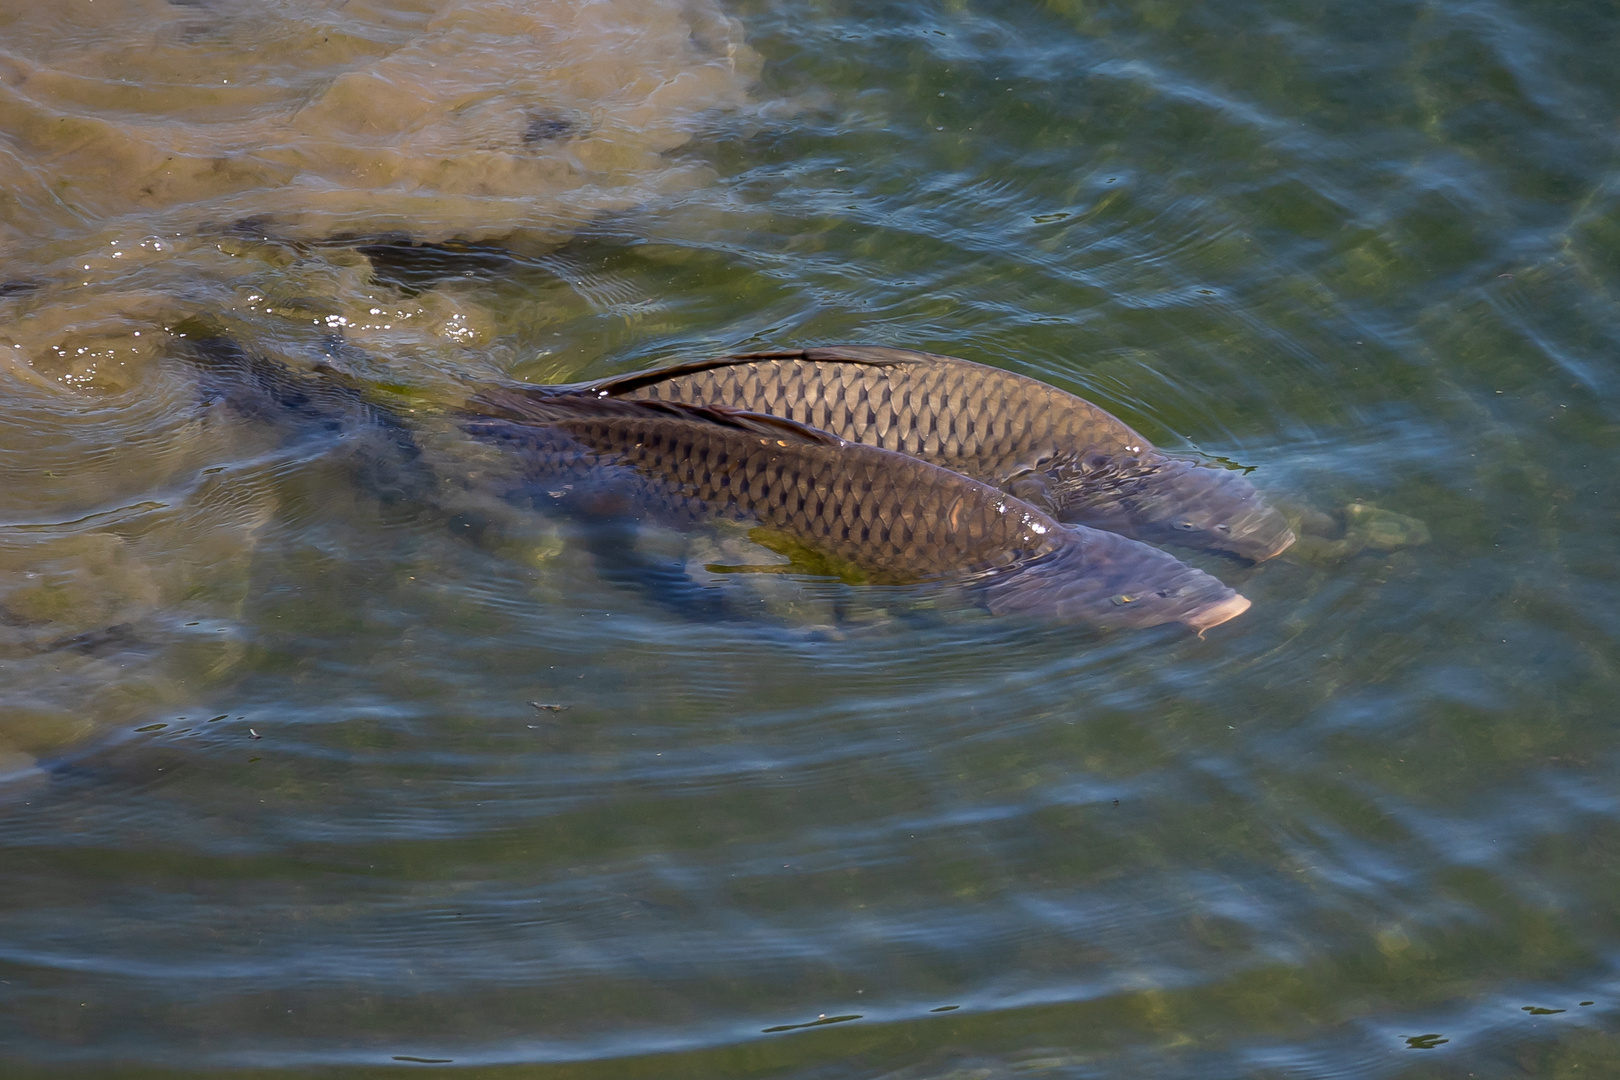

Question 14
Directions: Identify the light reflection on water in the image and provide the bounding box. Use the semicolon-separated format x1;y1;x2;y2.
4;0;1620;1076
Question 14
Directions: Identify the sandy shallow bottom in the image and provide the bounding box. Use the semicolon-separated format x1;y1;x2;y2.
0;0;758;762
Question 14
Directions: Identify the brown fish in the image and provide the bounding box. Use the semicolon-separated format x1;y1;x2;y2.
465;389;1250;633
536;345;1295;561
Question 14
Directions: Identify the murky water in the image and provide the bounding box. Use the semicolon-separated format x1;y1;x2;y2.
3;0;1619;1075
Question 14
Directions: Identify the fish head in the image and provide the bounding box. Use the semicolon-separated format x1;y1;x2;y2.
1052;453;1295;562
982;527;1250;632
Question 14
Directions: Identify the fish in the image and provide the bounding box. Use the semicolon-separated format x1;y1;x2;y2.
532;345;1295;561
464;388;1251;633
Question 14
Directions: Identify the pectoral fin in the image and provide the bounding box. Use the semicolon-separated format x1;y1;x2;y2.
716;527;871;585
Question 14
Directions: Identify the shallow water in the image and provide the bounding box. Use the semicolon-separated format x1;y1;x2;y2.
3;0;1620;1076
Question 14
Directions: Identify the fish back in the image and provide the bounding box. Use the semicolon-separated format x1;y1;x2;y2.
604;348;1146;480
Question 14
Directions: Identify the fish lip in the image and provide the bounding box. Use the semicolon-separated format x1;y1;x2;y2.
1249;526;1297;561
1183;592;1251;633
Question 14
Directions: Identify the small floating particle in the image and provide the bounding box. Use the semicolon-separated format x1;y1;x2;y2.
529;702;570;713
248;729;261;739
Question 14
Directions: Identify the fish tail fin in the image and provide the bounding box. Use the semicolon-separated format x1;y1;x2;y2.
168;321;433;508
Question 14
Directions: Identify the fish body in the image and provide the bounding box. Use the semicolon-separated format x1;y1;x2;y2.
466;389;1249;632
540;345;1295;561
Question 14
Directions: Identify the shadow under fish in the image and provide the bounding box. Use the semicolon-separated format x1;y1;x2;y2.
464;389;1250;633
530;345;1295;562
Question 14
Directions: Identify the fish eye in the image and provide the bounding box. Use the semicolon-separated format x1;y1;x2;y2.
1215;523;1232;532
1174;521;1197;531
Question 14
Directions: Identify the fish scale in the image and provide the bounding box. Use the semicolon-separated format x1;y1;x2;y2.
470;397;1044;579
464;389;1249;631
540;345;1296;562
631;352;1104;466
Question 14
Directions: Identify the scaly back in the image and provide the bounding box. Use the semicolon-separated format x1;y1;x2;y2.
567;346;1147;481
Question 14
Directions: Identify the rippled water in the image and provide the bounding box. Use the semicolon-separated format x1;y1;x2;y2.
4;0;1620;1076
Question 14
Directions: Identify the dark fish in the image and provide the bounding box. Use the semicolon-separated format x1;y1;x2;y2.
465;389;1251;632
538;345;1295;561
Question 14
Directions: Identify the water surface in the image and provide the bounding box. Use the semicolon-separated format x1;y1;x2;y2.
3;0;1620;1077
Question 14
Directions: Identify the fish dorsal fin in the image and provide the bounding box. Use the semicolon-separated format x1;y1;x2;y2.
649;400;848;447
739;345;956;367
467;387;846;448
550;346;913;397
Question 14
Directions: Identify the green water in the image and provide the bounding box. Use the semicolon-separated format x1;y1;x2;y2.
3;0;1620;1077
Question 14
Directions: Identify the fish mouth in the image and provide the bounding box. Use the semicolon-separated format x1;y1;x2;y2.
1249;526;1297;561
1217;508;1296;562
1183;592;1251;633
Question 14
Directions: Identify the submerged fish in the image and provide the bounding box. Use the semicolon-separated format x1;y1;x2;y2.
465;389;1251;632
178;331;434;509
535;345;1295;561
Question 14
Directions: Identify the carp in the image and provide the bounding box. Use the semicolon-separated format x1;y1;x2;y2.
535;345;1295;561
465;388;1251;633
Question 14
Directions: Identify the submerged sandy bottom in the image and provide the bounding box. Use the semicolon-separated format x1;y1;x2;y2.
0;0;759;764
0;0;757;249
